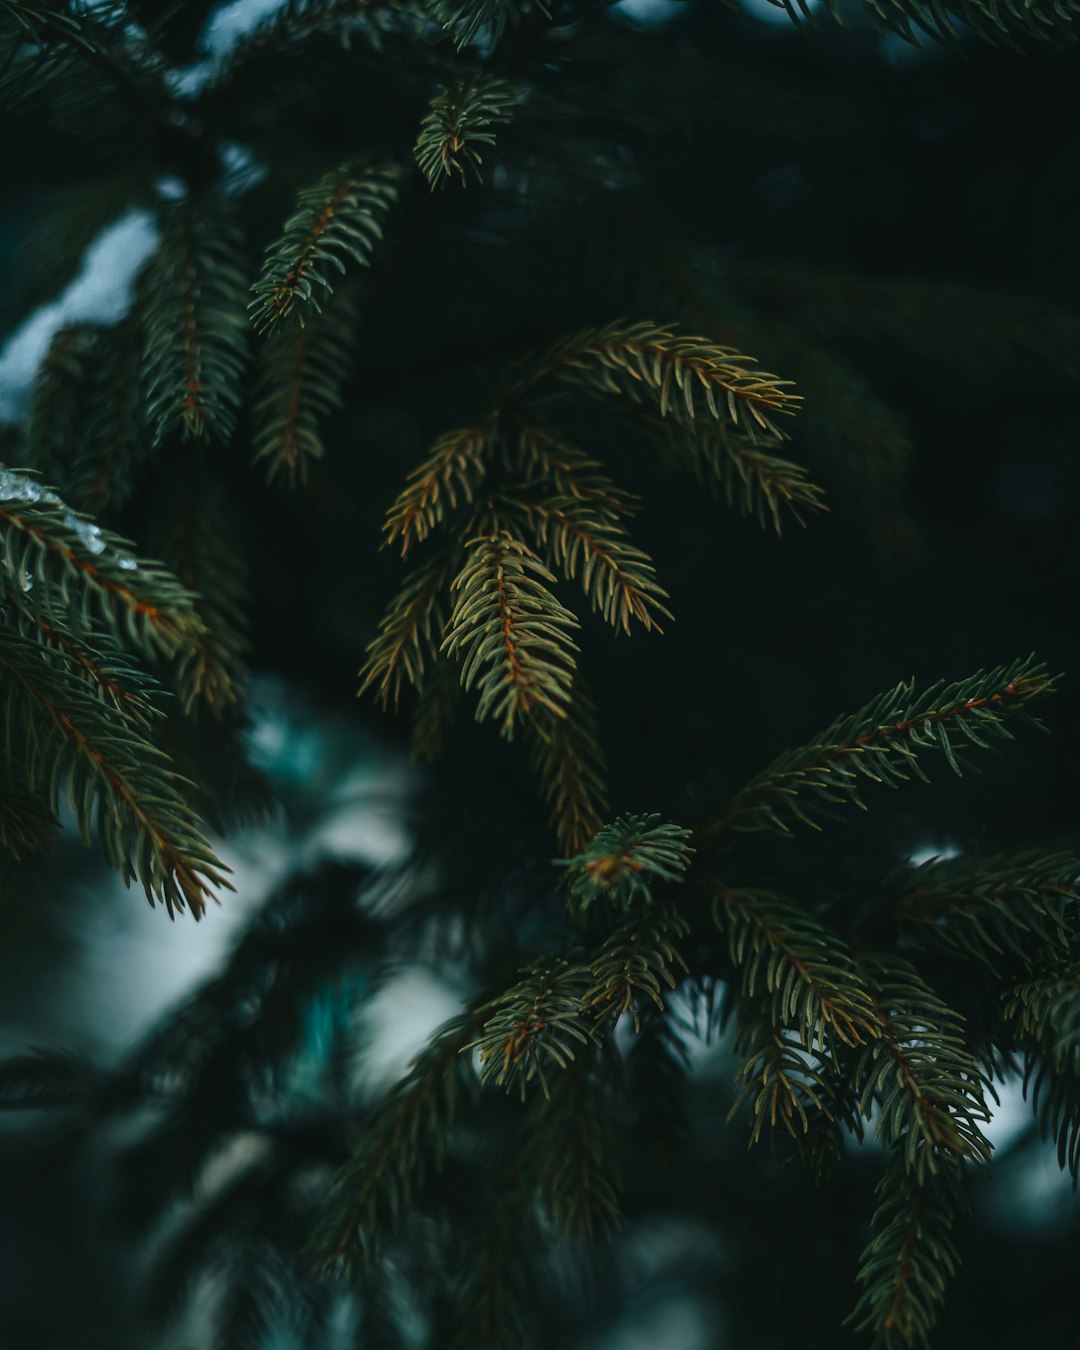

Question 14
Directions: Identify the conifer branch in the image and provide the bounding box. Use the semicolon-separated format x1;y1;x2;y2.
561;813;694;912
0;0;173;132
449;1151;536;1350
310;1011;478;1274
253;290;357;486
894;850;1079;973
3;590;158;724
1004;967;1080;1177
511;494;673;633
250;161;401;334
849;1156;963;1350
358;549;455;710
714;884;878;1048
0;627;230;916
854;954;993;1181
382;425;495;556
511;321;800;442
525;686;608;855
142;212;250;444
431;0;525;49
507;422;637;515
715;658;1055;838
0;466;205;657
677;424;827;532
582;909;689;1032
201;0;398;116
414;75;517;189
845;0;1080;47
728;1019;834;1145
468;959;592;1098
441;532;580;739
530;1051;623;1242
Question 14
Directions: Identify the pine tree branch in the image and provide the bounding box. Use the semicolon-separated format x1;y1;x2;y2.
157;472;251;717
0;466;205;657
714;883;878;1048
253;288;357;486
198;0;403;125
467;959;592;1098
0;626;230;916
23;322;98;478
854;954;993;1181
849;1155;964;1350
3;587;158;724
509;493;673;634
1004;966;1080;1177
728;1018;835;1146
714;658;1055;838
893;849;1079;974
582;909;689;1032
358;548;456;710
509;423;639;520
382;424;496;556
674;422;827;532
68;314;144;514
561;813;694;912
0;0;176;133
525;686;607;856
414;75;518;189
441;532;580;739
530;1049;623;1242
0;776;57;858
310;1010;479;1274
509;321;800;442
410;654;463;762
250;160;402;334
142;210;250;444
432;0;526;49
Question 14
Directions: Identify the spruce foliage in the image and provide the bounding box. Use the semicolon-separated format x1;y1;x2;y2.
0;0;1077;1347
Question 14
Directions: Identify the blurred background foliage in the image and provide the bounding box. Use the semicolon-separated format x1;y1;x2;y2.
1;0;1079;1346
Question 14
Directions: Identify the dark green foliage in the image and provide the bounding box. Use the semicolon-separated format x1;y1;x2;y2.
250;161;401;333
431;0;525;49
414;76;518;189
524;682;607;854
583;908;689;1030
142;210;250;443
468;959;593;1096
442;531;581;738
1;1;1080;1348
312;1009;479;1272
716;884;878;1049
894;850;1080;974
561;812;694;911
853;955;993;1179
850;1157;965;1350
715;658;1055;838
0;466;204;656
1004;968;1080;1177
253;287;358;486
0;623;230;914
